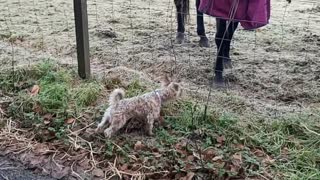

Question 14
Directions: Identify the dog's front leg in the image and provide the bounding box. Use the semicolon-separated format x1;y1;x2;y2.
104;114;127;138
96;110;110;133
146;108;161;136
146;114;155;136
104;127;113;138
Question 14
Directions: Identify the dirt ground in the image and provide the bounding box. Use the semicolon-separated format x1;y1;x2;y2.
0;0;320;179
0;155;55;180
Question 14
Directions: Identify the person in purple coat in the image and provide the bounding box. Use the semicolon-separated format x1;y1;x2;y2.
198;0;291;87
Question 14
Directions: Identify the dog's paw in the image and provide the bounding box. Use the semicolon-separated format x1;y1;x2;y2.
104;129;112;138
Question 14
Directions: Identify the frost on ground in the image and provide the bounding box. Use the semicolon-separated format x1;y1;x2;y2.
0;0;320;179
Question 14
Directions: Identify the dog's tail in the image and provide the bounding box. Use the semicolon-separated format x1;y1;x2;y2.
108;88;125;106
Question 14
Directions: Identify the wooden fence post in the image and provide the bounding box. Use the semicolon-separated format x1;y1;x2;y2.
73;0;90;79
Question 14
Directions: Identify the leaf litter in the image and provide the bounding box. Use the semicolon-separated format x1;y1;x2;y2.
0;63;319;179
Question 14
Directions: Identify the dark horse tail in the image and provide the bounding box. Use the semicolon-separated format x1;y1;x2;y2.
175;0;189;21
182;0;189;21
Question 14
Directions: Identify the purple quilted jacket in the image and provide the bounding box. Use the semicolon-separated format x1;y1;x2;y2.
199;0;271;30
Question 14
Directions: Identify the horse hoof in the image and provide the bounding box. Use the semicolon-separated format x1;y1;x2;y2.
199;36;210;47
175;32;185;44
224;58;233;69
213;74;226;89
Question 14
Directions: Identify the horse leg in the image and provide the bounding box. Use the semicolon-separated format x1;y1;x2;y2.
223;21;239;69
214;18;227;86
175;0;185;44
196;0;209;47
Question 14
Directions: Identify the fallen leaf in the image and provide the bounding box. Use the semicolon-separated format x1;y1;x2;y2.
185;172;195;180
175;141;188;156
216;135;226;144
33;104;42;113
203;149;216;161
232;153;242;161
175;141;187;150
153;152;162;158
44;120;51;125
263;155;275;165
235;144;245;150
186;155;195;162
92;168;104;177
184;163;196;171
134;141;144;151
65;118;75;124
33;144;49;155
212;155;223;161
43;114;53;125
30;85;40;96
231;153;242;167
253;149;265;157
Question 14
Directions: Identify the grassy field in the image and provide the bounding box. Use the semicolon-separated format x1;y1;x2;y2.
0;61;319;179
0;0;320;179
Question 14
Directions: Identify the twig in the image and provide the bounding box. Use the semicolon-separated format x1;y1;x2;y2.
113;156;121;178
302;124;320;136
7;119;12;133
257;173;270;180
0;174;9;180
0;107;6;116
88;142;96;167
118;170;169;177
110;141;124;151
51;151;63;170
0;167;18;170
71;161;83;180
70;122;95;135
84;161;95;173
67;135;99;154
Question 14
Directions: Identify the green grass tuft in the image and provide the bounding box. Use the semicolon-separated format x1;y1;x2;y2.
74;82;102;107
38;82;69;113
126;79;147;97
3;61;103;139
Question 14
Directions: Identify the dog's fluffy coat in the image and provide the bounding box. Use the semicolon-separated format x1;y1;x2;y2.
96;76;182;138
